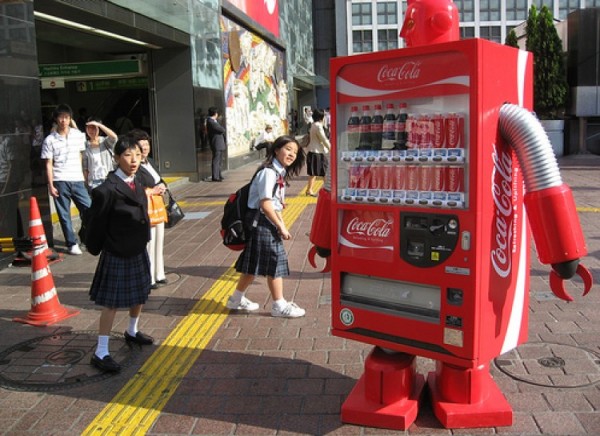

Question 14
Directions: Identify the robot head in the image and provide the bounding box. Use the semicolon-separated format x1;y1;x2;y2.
400;0;460;47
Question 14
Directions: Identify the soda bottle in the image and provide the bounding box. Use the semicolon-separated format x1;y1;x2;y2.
382;103;397;149
395;102;408;149
347;106;360;149
358;105;372;150
370;104;384;150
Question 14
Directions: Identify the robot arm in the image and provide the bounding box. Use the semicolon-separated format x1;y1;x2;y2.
499;104;593;301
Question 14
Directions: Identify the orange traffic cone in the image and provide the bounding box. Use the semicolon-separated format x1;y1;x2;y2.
11;197;62;267
13;197;79;326
28;196;61;264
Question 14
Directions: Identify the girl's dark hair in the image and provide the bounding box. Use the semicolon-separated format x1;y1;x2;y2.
86;116;102;124
129;128;150;143
311;108;325;122
264;135;305;179
114;134;142;156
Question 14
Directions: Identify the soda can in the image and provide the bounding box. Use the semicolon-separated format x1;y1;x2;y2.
406;165;419;191
349;165;361;188
446;166;465;192
369;165;381;189
380;165;393;190
431;166;446;191
418;165;433;191
405;113;417;148
445;112;464;148
393;165;406;190
432;113;445;148
357;165;371;189
419;114;433;149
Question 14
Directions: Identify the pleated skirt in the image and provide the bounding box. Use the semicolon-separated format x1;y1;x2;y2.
89;250;152;308
235;212;289;278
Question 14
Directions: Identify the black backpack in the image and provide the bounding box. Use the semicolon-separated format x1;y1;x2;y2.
220;166;277;251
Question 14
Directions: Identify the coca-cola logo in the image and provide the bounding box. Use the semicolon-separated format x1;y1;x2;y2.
377;62;421;83
490;143;513;278
347;217;392;238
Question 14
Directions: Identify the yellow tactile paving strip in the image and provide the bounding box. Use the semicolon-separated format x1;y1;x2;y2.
82;182;320;435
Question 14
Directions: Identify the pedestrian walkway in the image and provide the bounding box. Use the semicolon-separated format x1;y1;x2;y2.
0;154;598;435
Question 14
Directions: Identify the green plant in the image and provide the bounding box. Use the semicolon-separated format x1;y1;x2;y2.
505;29;518;48
525;5;568;119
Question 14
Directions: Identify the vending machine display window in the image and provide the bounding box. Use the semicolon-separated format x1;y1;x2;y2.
336;53;470;211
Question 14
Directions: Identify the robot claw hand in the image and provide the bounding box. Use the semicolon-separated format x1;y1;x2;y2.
308;245;331;273
549;263;593;302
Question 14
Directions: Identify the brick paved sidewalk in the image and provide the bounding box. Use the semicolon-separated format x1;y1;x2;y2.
0;154;598;435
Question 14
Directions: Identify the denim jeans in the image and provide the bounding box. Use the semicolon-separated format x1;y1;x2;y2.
53;181;91;247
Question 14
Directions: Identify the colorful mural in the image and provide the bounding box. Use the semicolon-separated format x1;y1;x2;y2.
220;16;288;158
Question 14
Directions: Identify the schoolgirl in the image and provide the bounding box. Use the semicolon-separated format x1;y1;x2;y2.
226;135;307;318
86;134;154;373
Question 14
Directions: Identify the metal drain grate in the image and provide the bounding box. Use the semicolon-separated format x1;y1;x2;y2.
0;330;141;392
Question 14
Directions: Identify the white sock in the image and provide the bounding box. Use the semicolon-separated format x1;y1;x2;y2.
230;290;245;303
127;317;139;336
273;298;286;309
95;335;110;358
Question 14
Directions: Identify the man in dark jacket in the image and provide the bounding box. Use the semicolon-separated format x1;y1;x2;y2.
206;107;226;182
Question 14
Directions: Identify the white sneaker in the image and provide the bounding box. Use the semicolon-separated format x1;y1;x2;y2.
68;244;82;255
226;296;260;311
271;301;306;318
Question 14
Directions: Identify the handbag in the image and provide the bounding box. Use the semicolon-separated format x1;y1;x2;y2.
165;189;185;228
299;133;310;148
146;191;168;226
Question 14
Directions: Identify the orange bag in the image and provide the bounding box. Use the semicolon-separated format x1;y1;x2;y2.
147;192;167;226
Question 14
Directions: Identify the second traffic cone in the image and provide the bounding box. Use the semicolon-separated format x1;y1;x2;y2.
28;196;62;264
13;198;79;326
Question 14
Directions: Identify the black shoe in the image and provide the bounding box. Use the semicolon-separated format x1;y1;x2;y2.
212;178;223;182
124;331;154;346
90;354;121;372
150;283;160;290
156;279;168;285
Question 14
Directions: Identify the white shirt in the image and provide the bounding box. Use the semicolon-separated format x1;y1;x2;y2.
248;159;286;212
41;128;86;182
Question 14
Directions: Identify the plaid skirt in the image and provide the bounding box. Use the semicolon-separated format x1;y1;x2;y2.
89;250;152;308
235;212;289;278
306;152;328;177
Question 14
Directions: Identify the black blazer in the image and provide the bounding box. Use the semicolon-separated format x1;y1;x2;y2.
206;117;226;150
137;159;164;188
86;172;150;257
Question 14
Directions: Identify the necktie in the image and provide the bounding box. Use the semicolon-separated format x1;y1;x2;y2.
127;180;135;191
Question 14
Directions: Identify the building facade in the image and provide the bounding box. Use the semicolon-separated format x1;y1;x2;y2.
342;0;600;56
0;0;316;265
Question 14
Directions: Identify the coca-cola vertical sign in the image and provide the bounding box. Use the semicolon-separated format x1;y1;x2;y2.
339;210;394;262
490;142;517;280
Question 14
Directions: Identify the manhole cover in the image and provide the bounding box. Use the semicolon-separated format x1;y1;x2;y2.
494;342;600;388
0;330;140;392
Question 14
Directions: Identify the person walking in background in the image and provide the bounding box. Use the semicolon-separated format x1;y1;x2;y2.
303;106;313;133
323;107;331;138
131;129;168;290
305;108;331;197
226;135;307;318
115;114;134;135
86;135;153;373
206;106;226;182
82;117;118;190
40;103;91;255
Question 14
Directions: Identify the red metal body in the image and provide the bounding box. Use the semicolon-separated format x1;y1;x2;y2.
329;38;534;429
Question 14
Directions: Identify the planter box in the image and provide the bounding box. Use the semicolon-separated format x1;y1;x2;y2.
540;119;564;157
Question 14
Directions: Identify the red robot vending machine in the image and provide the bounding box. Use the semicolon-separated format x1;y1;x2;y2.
318;36;593;430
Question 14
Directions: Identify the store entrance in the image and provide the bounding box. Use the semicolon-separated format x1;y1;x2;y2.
35;17;152;139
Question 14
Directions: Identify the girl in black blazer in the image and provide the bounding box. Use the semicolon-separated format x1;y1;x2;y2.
87;135;154;373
